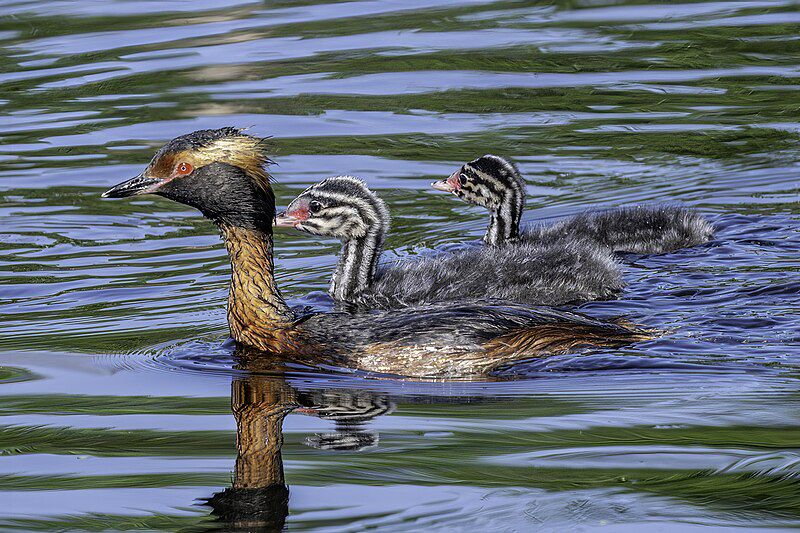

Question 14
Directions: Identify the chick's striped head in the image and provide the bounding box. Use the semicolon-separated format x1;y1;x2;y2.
276;176;390;241
433;155;525;211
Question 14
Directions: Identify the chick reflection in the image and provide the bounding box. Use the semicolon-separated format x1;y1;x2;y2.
298;389;394;452
204;375;393;530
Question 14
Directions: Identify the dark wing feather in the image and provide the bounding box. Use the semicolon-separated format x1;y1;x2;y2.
305;301;648;377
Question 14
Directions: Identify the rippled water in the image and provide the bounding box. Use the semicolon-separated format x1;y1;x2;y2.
1;0;800;530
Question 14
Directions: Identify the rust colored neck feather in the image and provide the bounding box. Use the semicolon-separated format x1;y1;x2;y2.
231;378;293;490
221;224;298;351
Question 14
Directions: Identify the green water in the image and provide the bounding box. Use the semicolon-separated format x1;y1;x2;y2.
1;0;799;530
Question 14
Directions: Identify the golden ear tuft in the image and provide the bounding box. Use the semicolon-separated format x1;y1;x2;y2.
194;132;274;193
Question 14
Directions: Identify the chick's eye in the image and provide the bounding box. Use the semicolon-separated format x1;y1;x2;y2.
308;200;323;214
459;174;468;185
176;162;193;175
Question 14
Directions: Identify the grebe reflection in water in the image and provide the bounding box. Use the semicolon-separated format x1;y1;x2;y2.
202;372;393;530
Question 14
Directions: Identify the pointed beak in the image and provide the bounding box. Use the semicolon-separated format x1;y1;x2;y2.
101;173;162;198
431;170;461;193
274;210;301;228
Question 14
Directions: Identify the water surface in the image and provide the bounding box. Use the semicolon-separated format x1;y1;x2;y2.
1;0;799;530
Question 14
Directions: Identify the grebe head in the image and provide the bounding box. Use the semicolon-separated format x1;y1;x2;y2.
432;154;525;211
275;176;390;241
102;127;274;230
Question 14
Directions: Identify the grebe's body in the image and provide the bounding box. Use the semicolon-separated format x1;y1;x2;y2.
103;129;647;378
432;155;714;252
276;177;622;308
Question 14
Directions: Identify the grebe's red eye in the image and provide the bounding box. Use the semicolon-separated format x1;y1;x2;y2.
176;162;193;175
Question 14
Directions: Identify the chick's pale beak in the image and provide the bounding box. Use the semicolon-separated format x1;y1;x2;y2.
101;173;161;198
274;211;301;228
430;179;453;192
431;170;461;193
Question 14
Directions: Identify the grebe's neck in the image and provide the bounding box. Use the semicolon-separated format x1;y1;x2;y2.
330;231;384;301
221;225;296;350
484;189;524;246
